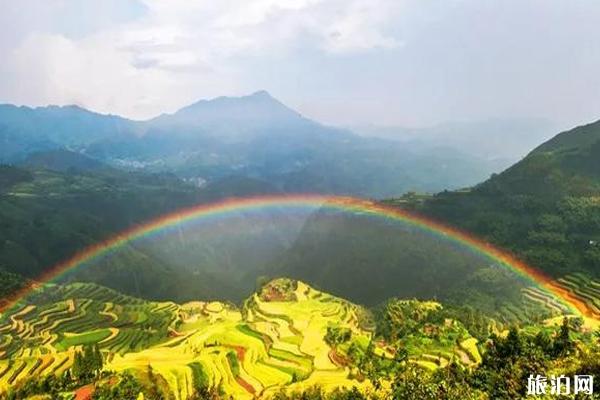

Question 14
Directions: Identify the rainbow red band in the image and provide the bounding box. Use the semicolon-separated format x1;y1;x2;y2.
1;195;595;319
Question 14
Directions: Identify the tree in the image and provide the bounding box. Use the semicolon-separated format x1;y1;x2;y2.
553;317;573;356
84;344;94;378
324;326;352;347
502;327;522;359
93;344;103;373
72;351;84;380
534;330;553;355
71;344;103;382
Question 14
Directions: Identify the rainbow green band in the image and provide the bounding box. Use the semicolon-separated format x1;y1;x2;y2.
2;195;594;318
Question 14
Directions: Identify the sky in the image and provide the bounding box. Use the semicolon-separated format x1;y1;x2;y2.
0;0;599;129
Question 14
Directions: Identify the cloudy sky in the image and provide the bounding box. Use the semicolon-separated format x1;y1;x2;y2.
0;0;599;128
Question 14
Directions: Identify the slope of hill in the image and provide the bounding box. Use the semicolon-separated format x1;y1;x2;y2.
398;119;600;279
533;118;600;154
271;207;572;323
0;164;309;303
1;154;587;320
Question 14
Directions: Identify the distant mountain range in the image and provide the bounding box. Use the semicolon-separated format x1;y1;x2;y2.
353;118;557;171
1;92;510;198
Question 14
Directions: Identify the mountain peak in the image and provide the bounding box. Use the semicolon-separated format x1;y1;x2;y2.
249;89;272;98
246;90;281;103
193;90;280;107
152;91;306;130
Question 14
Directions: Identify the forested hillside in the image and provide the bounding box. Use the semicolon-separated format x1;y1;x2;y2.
397;120;600;278
0;163;307;302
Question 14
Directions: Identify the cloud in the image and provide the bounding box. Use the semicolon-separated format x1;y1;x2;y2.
1;0;600;128
0;0;402;119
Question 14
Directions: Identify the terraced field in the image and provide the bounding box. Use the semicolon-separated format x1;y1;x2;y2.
377;301;484;371
556;273;600;315
0;279;377;398
0;282;179;393
482;272;600;326
108;280;375;399
517;273;600;325
3;275;588;399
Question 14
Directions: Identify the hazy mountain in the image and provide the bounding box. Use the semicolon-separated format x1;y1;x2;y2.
0;104;136;161
265;118;600;312
1;116;598;310
1;92;510;197
147;90;311;140
271;207;530;313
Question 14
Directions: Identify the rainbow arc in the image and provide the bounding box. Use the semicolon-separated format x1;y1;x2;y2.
1;195;596;319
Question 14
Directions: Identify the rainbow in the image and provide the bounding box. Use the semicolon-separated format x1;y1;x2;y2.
1;194;595;318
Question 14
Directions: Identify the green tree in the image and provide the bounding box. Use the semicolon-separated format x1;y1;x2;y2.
553;317;573;356
72;351;84;380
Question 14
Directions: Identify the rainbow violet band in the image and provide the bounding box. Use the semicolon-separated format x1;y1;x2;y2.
1;194;595;319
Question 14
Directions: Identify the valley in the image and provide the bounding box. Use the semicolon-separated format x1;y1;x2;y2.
2;114;600;398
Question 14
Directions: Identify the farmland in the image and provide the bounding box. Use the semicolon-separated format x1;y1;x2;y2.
0;276;596;399
0;279;377;398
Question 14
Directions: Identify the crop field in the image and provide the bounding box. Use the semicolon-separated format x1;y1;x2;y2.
108;280;375;399
489;273;600;326
1;276;585;399
0;279;375;398
521;287;571;316
498;273;600;328
512;273;600;324
391;312;483;371
555;273;600;315
0;282;178;393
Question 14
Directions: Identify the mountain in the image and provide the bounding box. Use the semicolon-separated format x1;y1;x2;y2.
1;112;599;399
0;104;136;161
148;90;309;138
400;119;600;278
534;118;600;154
1;93;508;198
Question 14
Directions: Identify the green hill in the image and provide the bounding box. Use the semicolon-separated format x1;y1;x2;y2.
397;119;600;279
533;118;600;154
0;165;308;303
